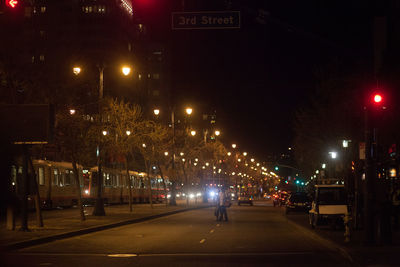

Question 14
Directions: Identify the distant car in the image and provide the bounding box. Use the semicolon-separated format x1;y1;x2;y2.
285;192;311;214
238;194;253;206
272;193;280;206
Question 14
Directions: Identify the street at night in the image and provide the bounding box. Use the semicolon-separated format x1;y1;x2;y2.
1;1;400;266
1;201;351;267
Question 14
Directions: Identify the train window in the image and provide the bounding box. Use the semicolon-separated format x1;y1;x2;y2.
104;173;112;187
11;166;17;186
53;168;59;186
65;170;71;186
116;174;120;187
38;167;45;185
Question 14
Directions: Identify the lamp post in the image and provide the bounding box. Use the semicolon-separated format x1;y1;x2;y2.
73;64;132;216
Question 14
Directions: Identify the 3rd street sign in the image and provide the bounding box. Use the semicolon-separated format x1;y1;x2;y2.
172;11;240;30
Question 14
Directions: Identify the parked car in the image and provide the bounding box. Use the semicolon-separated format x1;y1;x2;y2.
285;192;311;214
238;194;253;206
308;185;348;229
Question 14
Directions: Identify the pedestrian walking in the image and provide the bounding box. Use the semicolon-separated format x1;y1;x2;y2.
218;189;229;221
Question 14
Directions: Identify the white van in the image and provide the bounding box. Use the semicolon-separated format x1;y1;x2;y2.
309;185;348;229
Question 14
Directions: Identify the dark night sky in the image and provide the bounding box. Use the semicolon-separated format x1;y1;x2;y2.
137;0;373;159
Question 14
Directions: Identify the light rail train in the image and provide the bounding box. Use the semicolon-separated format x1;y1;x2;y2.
10;160;168;209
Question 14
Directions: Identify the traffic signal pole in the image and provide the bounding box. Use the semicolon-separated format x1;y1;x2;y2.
364;107;375;244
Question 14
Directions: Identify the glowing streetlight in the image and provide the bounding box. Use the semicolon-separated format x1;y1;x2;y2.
102;130;108;136
126;130;131;136
142;143;146;148
322;163;326;169
164;151;169;156
121;66;131;76
180;152;184;156
227;152;232;156
69;109;76;115
250;158;255;162
153;109;160;116
72;66;81;75
232;144;237;149
215;130;220;136
329;151;338;159
190;130;196;136
243;152;248;156
185;107;193;115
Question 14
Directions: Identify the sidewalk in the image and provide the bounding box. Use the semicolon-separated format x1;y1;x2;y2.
0;199;212;251
285;211;400;266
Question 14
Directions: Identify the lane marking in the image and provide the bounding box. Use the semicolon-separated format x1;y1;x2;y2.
107;254;138;257
210;229;215;233
199;239;206;244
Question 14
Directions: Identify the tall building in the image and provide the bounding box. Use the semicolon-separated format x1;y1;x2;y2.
0;0;149;106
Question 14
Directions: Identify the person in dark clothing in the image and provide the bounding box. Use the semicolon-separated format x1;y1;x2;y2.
218;189;228;221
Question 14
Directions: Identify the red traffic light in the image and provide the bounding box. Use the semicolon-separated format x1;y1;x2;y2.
5;0;19;8
373;94;382;103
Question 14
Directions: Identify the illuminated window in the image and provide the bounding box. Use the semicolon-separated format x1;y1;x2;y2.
88;6;93;13
11;166;17;186
38;167;45;185
152;73;160;79
39;54;45;61
128;43;132;51
40;6;46;13
138;74;142;80
31;56;35;63
53;169;59;186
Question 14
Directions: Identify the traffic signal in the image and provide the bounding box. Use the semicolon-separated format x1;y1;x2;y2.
5;0;19;8
370;92;387;110
373;94;382;103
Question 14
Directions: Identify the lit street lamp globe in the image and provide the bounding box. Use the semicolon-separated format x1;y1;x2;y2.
121;66;131;76
73;67;81;75
185;107;193;115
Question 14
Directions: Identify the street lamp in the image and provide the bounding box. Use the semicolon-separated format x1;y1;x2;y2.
185;107;193;115
215;130;220;136
153;109;160;116
329;151;338;159
164;151;169;156
126;130;131;136
232;144;237;149
69;109;76;115
190;130;196;136
121;66;131;76
243;152;247;156
72;67;81;75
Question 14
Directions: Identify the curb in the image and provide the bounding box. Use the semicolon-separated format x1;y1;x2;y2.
1;205;212;252
285;218;355;265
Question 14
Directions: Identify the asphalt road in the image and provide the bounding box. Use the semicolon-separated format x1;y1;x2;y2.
1;201;352;267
